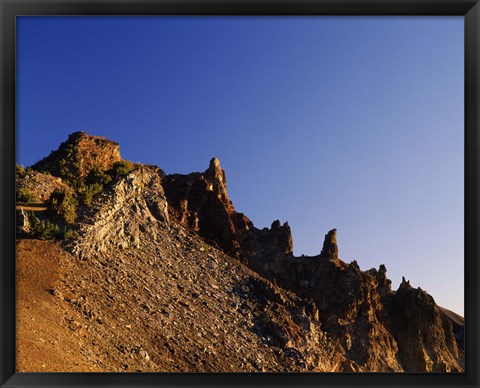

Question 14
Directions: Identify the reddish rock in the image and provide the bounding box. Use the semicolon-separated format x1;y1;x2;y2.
163;158;293;261
32;131;121;180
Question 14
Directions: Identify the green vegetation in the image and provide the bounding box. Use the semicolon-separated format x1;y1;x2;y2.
86;166;112;186
111;160;134;177
26;212;78;241
75;182;103;207
27;213;62;240
62;228;79;240
16;163;25;177
68;162;136;209
16;188;36;204
59;158;77;183
47;189;78;224
20;159;138;228
71;165;115;207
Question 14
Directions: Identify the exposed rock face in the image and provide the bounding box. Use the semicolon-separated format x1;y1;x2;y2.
163;158;293;262
71;166;169;259
16;132;464;372
366;264;392;297
32;131;121;180
439;307;464;353
246;233;462;372
162;158;237;252
204;157;230;209
385;279;462;372
240;220;294;269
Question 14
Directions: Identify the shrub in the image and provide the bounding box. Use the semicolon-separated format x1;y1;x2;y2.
47;189;78;224
110;160;134;178
16;164;25;177
86;166;112;186
58;158;78;183
27;213;61;240
63;228;79;240
76;182;103;207
16;188;36;204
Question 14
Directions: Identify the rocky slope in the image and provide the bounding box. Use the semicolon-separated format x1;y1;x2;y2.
16;167;74;203
16;132;464;372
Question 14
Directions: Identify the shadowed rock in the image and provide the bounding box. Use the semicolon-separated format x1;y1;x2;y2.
320;229;339;259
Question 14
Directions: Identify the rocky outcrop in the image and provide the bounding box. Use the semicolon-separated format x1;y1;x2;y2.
246;229;463;371
160;155;463;372
439;307;464;353
320;229;339;259
385;279;462;372
160;156;464;372
239;220;294;269
32;131;121;181
162;158;238;253
163;158;293;262
71;165;169;259
366;264;392;297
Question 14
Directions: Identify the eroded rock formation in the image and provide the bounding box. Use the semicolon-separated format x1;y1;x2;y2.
32;131;121;180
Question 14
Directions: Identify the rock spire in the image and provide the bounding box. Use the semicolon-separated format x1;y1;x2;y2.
320;228;339;259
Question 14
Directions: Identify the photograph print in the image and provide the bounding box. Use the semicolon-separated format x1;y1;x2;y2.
15;15;464;372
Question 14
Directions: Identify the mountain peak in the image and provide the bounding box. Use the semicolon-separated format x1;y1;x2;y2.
32;131;121;181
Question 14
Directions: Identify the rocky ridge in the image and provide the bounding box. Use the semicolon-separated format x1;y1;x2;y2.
16;132;464;372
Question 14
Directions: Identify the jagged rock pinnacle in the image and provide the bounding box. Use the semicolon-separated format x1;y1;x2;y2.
366;264;392;297
399;276;412;290
320;229;339;259
205;157;225;184
271;220;281;229
204;157;229;205
209;157;221;170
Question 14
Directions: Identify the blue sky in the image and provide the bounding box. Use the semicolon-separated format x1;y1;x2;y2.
17;16;464;315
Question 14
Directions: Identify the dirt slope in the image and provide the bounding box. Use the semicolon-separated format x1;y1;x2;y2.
16;240;100;371
16;229;344;372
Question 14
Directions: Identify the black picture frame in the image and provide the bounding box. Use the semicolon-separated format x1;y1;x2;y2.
1;1;479;387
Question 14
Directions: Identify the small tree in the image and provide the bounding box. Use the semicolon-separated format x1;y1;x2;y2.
47;189;78;224
62;228;79;240
27;213;61;240
86;166;112;186
110;160;134;178
16;188;35;204
76;182;103;207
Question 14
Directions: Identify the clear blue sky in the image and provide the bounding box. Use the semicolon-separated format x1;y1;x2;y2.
17;16;464;315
